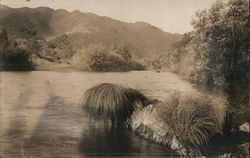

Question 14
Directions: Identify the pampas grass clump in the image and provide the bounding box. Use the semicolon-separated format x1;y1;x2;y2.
81;83;154;126
130;91;226;156
160;92;219;145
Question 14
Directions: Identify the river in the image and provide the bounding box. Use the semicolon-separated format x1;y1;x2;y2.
0;71;195;157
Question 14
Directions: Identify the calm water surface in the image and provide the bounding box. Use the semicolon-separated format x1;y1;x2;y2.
0;71;195;157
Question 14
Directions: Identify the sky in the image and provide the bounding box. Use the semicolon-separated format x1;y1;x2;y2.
0;0;217;33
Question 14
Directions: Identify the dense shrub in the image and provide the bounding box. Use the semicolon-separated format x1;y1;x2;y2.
137;53;172;70
71;44;145;71
0;38;34;70
46;34;76;59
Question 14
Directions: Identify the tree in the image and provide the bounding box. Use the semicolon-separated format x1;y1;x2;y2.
0;28;9;53
172;0;249;135
0;28;8;42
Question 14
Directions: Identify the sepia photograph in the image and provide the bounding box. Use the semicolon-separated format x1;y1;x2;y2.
0;0;249;157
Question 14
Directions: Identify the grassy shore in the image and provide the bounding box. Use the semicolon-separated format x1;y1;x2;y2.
81;82;249;157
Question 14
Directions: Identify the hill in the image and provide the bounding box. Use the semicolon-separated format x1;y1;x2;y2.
0;5;182;71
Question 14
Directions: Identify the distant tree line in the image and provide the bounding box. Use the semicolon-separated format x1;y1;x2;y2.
71;43;144;71
0;28;145;71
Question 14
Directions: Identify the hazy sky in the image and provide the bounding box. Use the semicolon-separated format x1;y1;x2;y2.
1;0;216;33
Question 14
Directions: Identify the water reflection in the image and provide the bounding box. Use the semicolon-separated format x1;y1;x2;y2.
80;124;176;157
0;71;195;157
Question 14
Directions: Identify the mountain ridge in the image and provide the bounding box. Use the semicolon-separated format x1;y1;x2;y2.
0;5;182;57
0;5;183;71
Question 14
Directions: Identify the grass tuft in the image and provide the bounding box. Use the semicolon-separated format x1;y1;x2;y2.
158;91;225;145
81;83;155;127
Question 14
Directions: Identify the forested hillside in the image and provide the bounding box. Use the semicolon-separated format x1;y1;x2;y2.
0;5;182;71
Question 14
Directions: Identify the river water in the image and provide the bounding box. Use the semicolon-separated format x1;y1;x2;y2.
0;71;195;157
